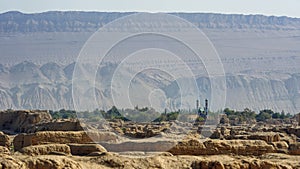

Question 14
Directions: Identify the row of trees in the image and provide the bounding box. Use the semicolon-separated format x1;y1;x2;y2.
49;109;76;119
223;108;293;123
153;111;179;122
49;107;294;123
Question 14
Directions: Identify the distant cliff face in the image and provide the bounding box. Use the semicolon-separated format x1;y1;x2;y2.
0;61;298;113
1;11;300;33
0;11;299;113
0;11;131;33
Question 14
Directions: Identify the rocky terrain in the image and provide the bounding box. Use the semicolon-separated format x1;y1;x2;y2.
0;110;299;168
0;11;300;168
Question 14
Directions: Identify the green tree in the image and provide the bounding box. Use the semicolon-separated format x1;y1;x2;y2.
224;108;235;116
153;111;179;122
272;112;281;119
256;110;272;122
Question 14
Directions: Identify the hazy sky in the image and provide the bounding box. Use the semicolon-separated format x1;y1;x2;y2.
1;0;300;18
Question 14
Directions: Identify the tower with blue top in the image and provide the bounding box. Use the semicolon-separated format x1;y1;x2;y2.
197;99;208;119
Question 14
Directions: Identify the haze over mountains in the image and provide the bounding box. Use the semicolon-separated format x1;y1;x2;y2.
0;11;300;113
2;11;300;32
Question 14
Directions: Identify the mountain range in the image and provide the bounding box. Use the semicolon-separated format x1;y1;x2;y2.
1;11;300;33
0;11;300;113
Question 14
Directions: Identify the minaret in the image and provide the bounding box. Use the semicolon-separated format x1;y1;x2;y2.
298;113;300;126
196;99;200;116
205;99;208;115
